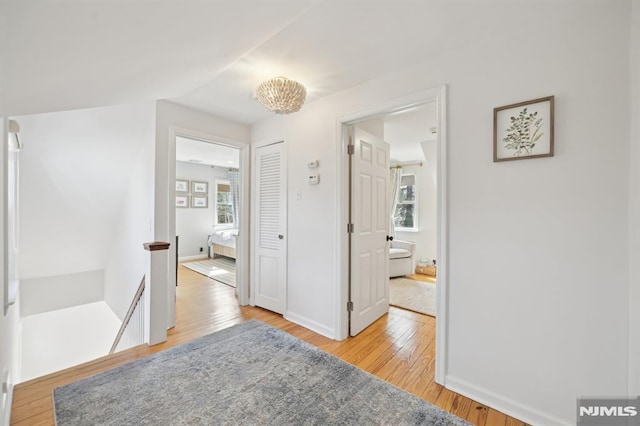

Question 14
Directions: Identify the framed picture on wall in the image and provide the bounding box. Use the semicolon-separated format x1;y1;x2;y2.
192;181;208;194
176;195;189;208
494;96;554;162
176;179;189;193
192;196;208;208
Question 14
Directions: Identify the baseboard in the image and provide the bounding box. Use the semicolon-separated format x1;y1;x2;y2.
178;254;208;262
445;375;571;426
284;311;335;339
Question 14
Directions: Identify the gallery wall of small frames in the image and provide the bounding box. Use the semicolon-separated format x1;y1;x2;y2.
175;179;209;208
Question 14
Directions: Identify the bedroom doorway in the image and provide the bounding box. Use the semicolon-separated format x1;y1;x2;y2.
338;85;447;383
174;136;246;303
357;104;439;318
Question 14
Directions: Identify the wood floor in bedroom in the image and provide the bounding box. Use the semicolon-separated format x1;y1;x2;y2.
11;265;527;426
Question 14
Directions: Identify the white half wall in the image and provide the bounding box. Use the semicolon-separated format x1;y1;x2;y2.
20;270;104;317
20;301;120;382
251;2;631;424
176;162;231;258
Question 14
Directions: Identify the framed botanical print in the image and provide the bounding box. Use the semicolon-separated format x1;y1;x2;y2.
494;96;554;162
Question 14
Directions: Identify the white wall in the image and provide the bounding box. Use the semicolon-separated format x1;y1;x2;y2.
20;270;104;316
0;118;20;426
20;301;120;382
103;109;156;320
176;162;232;259
629;0;640;396
251;2;631;424
17;103;156;280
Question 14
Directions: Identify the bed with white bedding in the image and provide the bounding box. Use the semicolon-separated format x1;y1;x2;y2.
208;229;239;259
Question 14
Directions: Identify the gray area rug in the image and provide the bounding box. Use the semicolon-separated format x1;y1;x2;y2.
53;320;469;426
390;278;436;317
183;257;236;287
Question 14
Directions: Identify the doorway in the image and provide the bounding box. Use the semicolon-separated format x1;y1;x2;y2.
173;135;247;306
337;85;448;384
360;104;439;318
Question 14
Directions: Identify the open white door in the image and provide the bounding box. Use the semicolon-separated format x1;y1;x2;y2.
252;141;286;314
349;126;390;336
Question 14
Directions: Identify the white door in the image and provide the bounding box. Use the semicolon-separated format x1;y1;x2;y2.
350;126;390;336
252;141;286;314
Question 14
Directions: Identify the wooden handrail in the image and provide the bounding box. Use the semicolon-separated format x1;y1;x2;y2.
109;276;146;354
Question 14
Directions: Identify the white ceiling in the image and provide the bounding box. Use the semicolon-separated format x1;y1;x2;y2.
176;136;240;168
384;103;437;163
2;0;567;122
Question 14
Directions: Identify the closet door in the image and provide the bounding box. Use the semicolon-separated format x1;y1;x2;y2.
252;141;286;314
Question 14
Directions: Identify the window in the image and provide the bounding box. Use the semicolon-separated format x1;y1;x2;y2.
394;174;417;231
215;179;234;227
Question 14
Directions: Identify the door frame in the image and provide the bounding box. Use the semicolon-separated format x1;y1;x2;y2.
335;85;448;384
169;126;250;307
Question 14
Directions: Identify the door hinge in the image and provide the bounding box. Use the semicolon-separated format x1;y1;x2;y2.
347;301;354;312
347;223;354;233
347;145;355;155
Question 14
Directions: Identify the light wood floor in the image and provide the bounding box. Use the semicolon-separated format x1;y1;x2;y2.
407;272;437;283
11;266;526;426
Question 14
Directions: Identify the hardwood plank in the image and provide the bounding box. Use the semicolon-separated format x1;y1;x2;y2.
450;394;474;420
11;264;525;425
505;417;528;426
466;400;490;426
486;408;508;426
435;387;458;412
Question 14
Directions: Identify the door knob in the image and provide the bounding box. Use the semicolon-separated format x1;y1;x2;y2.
278;234;284;240
386;235;394;241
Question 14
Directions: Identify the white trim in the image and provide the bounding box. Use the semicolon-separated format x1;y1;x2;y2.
285;311;334;339
169;126;250;310
2;379;13;426
335;85;448;386
2;117;8;316
237;146;250;306
335;124;351;340
445;376;571;426
178;254;208;262
434;85;448;384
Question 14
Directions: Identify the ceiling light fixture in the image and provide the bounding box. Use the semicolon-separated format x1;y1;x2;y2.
255;77;307;114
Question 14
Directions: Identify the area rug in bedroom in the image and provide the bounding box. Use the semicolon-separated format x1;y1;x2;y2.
183;257;236;287
390;277;436;317
53;320;469;426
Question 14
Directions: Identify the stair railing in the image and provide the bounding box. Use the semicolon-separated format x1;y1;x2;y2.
109;276;146;354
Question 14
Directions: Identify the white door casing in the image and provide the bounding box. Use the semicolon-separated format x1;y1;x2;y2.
252;141;287;314
349;126;390;336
